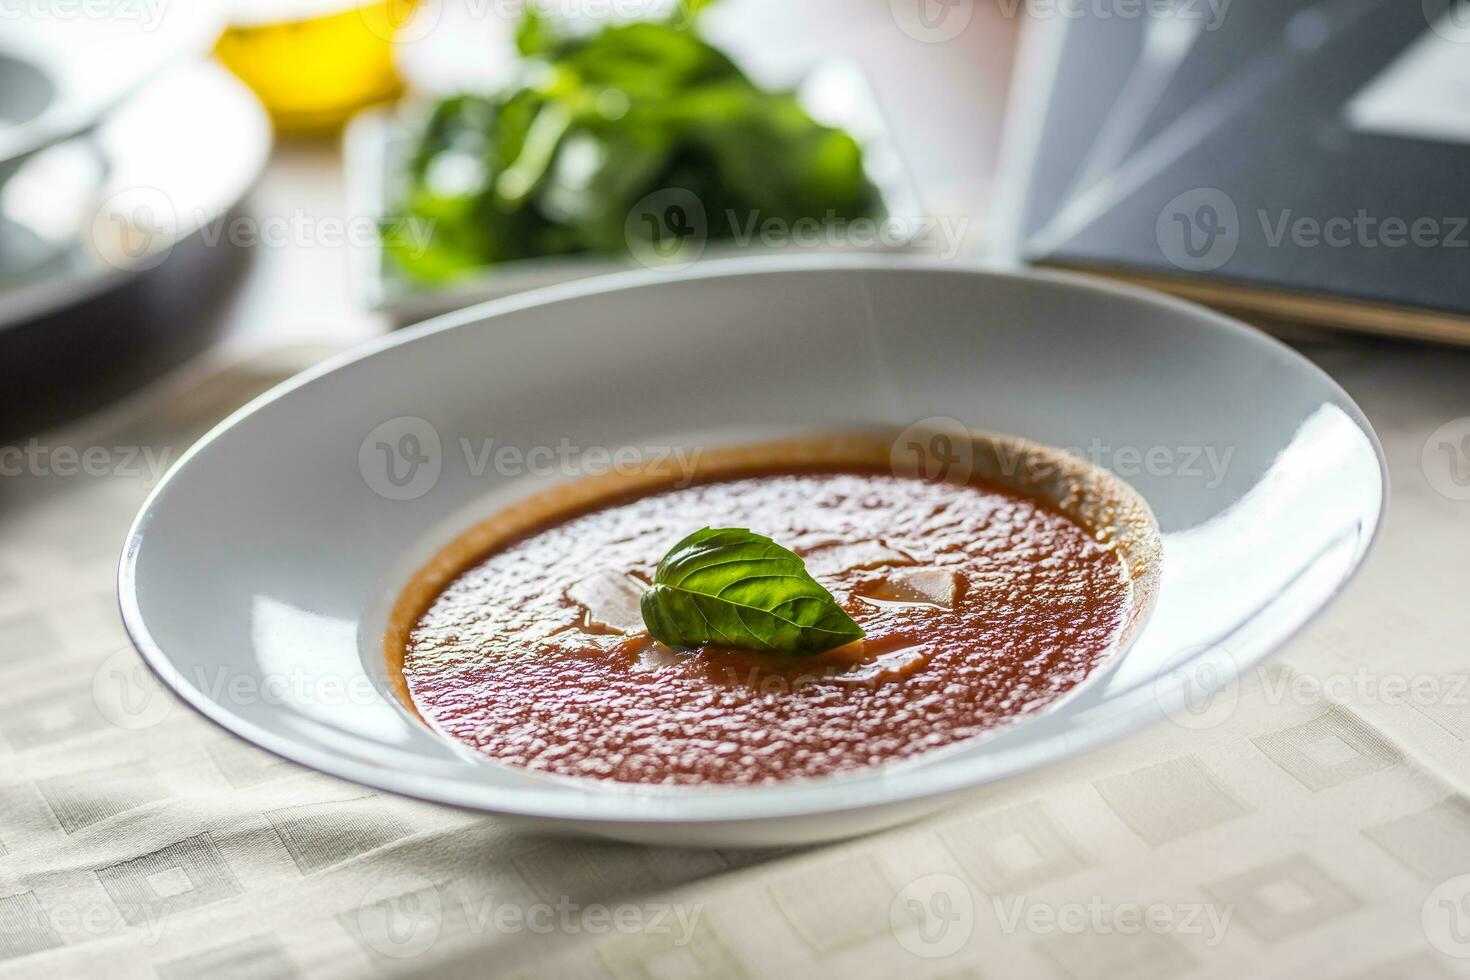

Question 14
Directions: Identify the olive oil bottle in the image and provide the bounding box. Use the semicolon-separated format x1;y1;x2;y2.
215;0;422;134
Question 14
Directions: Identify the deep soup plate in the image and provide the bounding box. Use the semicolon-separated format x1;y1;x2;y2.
120;257;1385;847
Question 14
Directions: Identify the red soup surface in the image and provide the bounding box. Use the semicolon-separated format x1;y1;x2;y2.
393;456;1139;786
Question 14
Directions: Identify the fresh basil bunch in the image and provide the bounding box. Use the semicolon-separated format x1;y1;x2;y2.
385;3;880;281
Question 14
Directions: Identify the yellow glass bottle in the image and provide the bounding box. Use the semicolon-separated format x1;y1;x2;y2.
215;0;422;135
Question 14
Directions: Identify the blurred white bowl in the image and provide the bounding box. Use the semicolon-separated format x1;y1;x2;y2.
0;8;222;183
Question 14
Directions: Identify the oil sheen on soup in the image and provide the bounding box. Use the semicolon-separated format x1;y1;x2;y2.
395;462;1138;786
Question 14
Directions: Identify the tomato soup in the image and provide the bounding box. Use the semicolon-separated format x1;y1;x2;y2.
388;434;1158;786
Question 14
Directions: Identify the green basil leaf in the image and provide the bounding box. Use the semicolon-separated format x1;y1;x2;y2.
640;527;865;655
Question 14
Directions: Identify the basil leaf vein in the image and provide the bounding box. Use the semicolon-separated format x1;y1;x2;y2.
639;527;865;655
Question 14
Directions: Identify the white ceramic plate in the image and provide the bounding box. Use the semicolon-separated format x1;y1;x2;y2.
119;258;1385;847
0;61;271;331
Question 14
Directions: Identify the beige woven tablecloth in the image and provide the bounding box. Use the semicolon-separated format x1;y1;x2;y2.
3;337;1470;980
